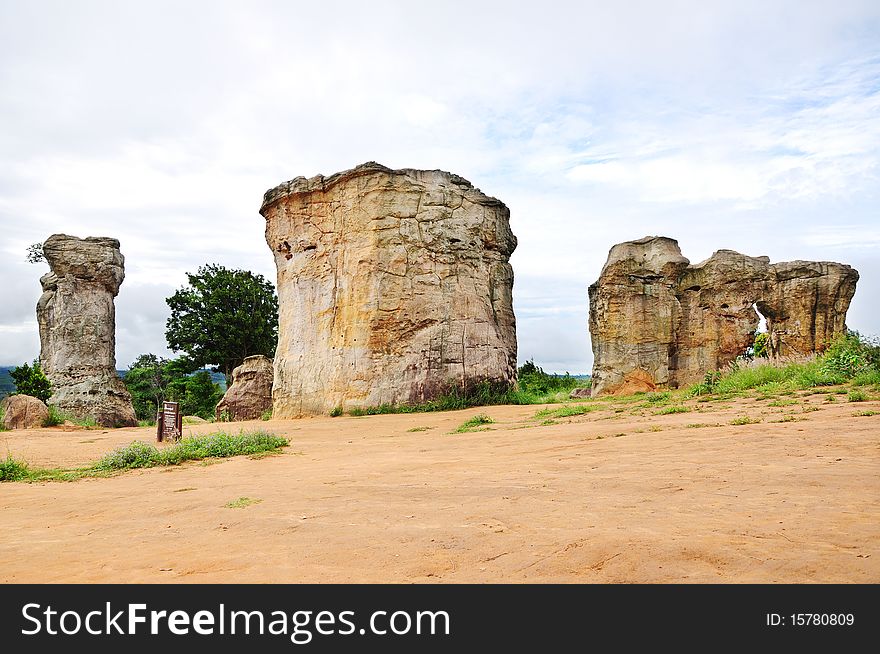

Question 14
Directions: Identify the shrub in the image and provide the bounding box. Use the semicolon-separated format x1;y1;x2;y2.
517;359;582;396
848;390;867;403
329;406;343;417
0;456;30;481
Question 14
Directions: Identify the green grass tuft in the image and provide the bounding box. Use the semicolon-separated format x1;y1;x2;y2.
730;416;761;426
847;389;867;402
225;496;262;509
534;404;601;419
655;405;690;415
453;413;494;433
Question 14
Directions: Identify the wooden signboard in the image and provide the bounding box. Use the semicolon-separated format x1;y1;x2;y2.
156;401;182;443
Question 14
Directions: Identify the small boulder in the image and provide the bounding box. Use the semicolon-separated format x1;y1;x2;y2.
569;387;592;399
1;394;49;430
215;355;274;421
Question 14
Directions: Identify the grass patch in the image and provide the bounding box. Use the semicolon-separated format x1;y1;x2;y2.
730;416;761;426
770;415;806;423
406;426;432;432
94;430;288;470
329;406;343;417
534;404;601;419
853;410;878;417
225;496;262;509
655;405;690;415
1;429;288;483
852;369;880;387
43;406;65;427
685;423;722;429
41;407;98;428
453;413;494;433
767;399;799;407
848;389;867;402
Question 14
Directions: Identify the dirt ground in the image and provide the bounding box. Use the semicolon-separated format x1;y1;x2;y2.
1;394;878;583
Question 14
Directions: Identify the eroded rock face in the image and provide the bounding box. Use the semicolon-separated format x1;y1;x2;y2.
589;236;858;395
215;355;274;421
261;162;517;416
1;394;49;430
37;234;137;427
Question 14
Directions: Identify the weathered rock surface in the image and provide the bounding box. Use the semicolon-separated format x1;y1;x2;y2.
261;162;517;416
215;355;274;421
589;236;858;395
37;234;137;427
568;387;592;399
1;394;49;430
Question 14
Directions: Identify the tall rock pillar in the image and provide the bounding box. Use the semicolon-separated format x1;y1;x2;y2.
37;234;137;427
261;162;518;416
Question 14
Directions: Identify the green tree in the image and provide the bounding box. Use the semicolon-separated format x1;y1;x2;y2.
124;354;223;421
165;264;278;381
10;359;52;402
180;371;224;418
123;354;171;420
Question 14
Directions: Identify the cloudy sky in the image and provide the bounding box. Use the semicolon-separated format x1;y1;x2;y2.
1;0;878;372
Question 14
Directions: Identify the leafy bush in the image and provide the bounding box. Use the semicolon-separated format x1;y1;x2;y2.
517;360;581;396
9;360;52;403
821;333;876;378
43;406;65;427
0;456;30;481
848;389;867;403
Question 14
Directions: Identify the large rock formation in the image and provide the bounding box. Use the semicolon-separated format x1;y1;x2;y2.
1;394;49;430
261;162;517;416
589;236;858;395
37;234;137;427
215;355;274;421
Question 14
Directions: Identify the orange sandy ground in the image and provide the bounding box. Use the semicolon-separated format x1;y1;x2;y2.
1;395;878;583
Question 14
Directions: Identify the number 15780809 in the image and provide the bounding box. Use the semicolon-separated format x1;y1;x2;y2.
766;613;854;627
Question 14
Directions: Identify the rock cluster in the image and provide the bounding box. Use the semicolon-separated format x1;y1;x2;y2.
215;355;274;421
261;162;518;416
1;394;49;430
589;236;858;395
37;234;137;427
